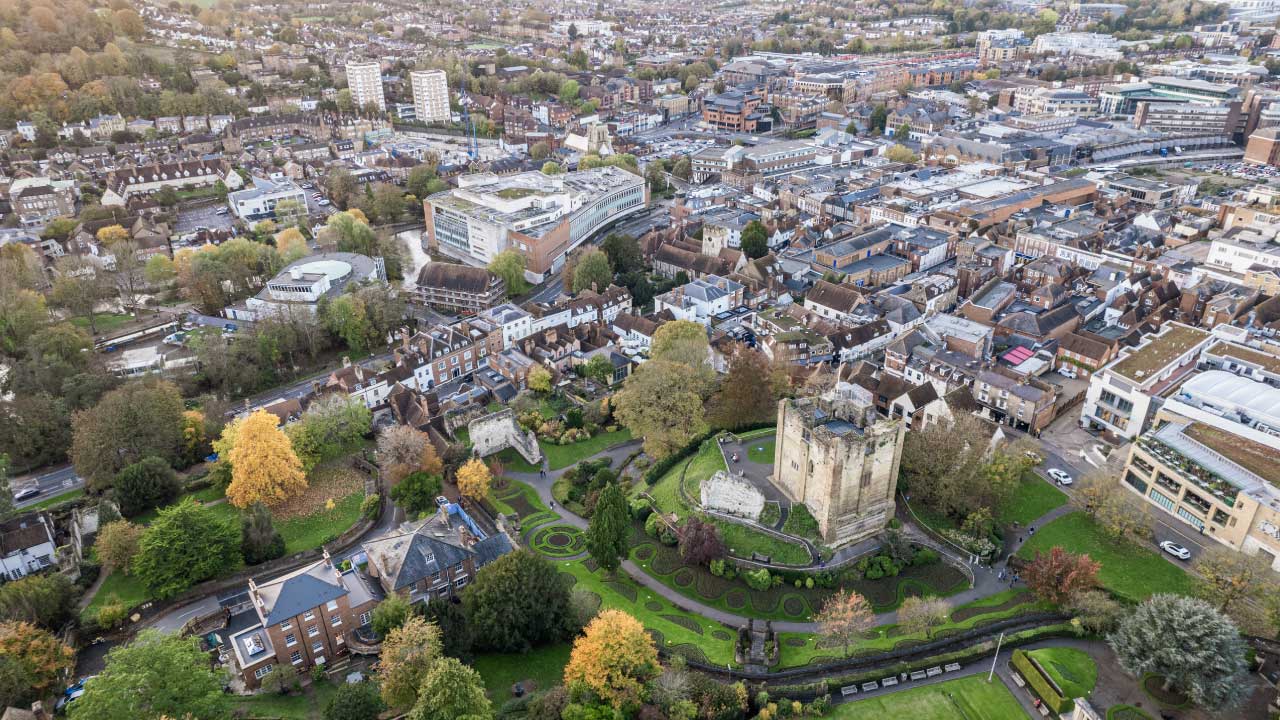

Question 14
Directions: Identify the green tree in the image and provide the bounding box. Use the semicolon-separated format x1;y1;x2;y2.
586;482;629;573
371;183;407;224
71;380;185;490
133;498;242;599
0;573;74;629
1193;545;1278;615
371;593;412;637
672;156;691;180
541;161;564;175
559;79;580;101
389;471;443;518
407;658;493;720
285;394;372;471
600;233;642;274
488;249;529;295
379;615;442;709
144;254;176;285
895;122;911;139
580;355;614;385
69;630;229;720
321;294;373;353
529;142;550;160
240;502;286;565
465;549;577;652
325;682;385;720
406;164;442;199
739;220;768;259
869;104;888;134
615;360;707;459
113;456;181;518
571;248;612;294
50;255;109;334
1109;594;1248;711
424;597;473;662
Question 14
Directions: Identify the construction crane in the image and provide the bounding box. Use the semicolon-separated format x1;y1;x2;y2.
457;74;479;162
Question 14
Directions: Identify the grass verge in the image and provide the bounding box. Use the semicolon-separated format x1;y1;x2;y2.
1015;512;1193;602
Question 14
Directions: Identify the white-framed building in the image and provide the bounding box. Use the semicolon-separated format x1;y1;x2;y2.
1080;323;1214;439
228;177;307;222
0;515;56;581
226;252;386;321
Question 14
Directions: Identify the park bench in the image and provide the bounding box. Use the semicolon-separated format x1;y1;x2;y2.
881;677;898;687
926;666;943;677
840;686;858;697
861;681;879;692
944;663;962;673
909;670;928;681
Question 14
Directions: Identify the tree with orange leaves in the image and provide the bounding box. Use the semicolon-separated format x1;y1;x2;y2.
226;410;306;508
815;589;875;658
563;610;658;711
0;620;74;707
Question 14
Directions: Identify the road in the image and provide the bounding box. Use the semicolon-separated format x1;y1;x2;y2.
1025;432;1210;565
13;465;83;508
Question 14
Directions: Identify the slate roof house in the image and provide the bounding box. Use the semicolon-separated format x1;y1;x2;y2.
229;551;381;689
362;503;513;604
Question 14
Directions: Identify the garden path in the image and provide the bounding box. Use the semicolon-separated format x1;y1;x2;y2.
511;440;1078;633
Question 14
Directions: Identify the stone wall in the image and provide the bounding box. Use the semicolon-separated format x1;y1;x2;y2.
468;409;542;465
701;470;765;520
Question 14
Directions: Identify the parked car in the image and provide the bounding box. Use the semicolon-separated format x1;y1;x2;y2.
1159;540;1192;561
1047;468;1073;486
55;676;96;712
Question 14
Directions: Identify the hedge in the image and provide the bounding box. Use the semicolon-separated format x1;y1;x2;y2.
1011;648;1073;714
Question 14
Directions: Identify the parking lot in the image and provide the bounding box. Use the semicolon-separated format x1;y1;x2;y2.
174;202;234;235
300;181;337;219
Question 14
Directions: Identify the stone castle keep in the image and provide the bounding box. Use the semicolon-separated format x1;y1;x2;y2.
772;383;905;547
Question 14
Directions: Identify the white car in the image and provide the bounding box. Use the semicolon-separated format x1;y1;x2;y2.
1159;540;1192;561
1047;469;1073;486
13;485;40;502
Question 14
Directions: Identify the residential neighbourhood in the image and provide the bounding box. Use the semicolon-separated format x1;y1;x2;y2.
8;1;1280;720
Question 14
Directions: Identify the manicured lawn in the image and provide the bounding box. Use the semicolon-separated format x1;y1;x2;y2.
558;559;737;666
1028;647;1097;698
494;447;541;474
233;681;340;720
746;439;775;465
639;438;810;565
1016;512;1193;602
71;312;134;335
717;521;810;565
473;643;572;700
830;675;1026;720
21;488;84;510
82;571;150;620
493;480;559;530
781;503;820;543
997;471;1068;527
541;428;633;470
276;491;363;555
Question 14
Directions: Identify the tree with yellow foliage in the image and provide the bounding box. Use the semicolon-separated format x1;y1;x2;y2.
274;227;309;263
225;410;307;508
563;609;658;710
96;224;129;246
456;458;491;502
